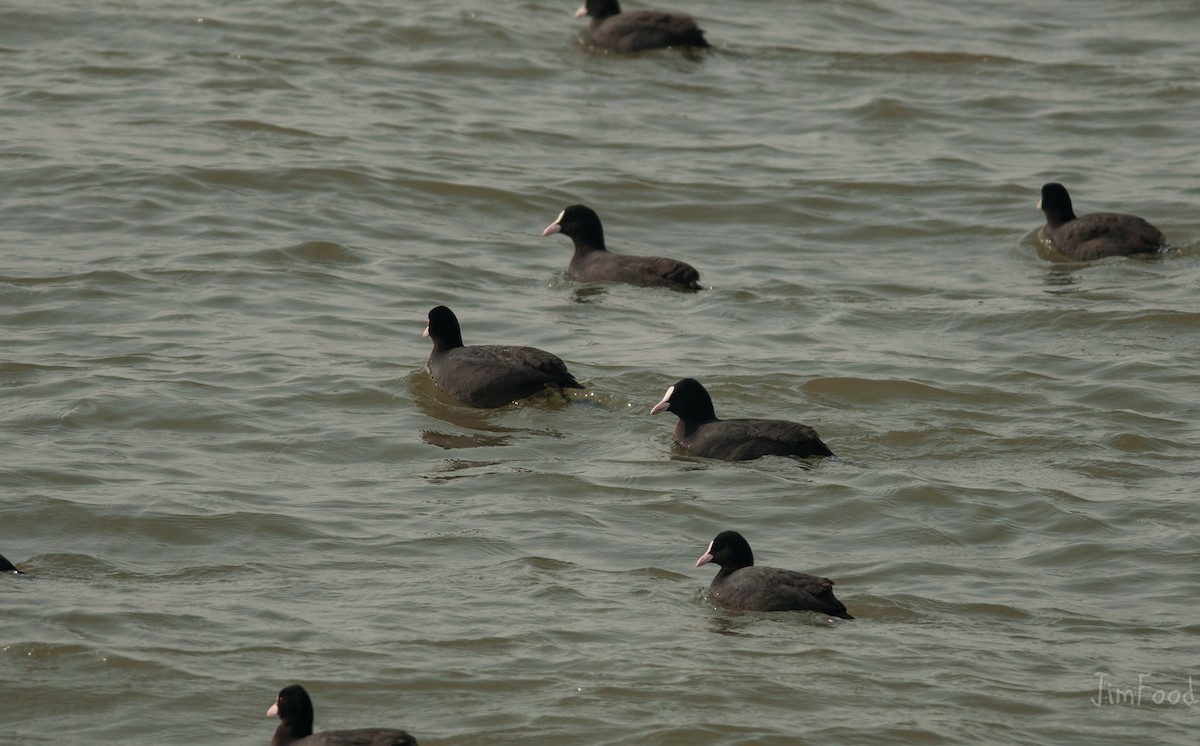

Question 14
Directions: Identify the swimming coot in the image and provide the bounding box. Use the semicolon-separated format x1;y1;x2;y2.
0;552;20;574
572;0;708;52
266;684;418;746
424;305;583;408
696;530;853;618
651;378;833;461
542;205;701;291
1037;182;1166;261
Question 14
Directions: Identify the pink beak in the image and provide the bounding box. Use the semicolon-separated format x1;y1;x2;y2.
574;5;588;19
651;384;674;414
695;540;715;568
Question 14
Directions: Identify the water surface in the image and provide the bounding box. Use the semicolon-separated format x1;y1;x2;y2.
2;1;1198;744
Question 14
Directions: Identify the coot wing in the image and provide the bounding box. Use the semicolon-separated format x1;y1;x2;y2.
1051;212;1165;260
429;344;580;408
714;566;850;617
590;10;707;52
685;418;832;460
302;729;417;746
574;251;700;290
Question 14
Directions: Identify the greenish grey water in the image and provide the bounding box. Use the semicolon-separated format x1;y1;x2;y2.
2;0;1198;744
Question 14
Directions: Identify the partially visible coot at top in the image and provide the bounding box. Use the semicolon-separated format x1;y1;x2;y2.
424;305;583;409
1036;182;1166;261
652;378;833;461
542;205;702;291
571;0;708;53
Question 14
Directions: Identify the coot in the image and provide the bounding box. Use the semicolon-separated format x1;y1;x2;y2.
0;552;20;574
1037;182;1166;261
424;305;583;408
266;684;417;746
572;0;708;52
695;530;853;618
651;378;833;461
542;205;702;291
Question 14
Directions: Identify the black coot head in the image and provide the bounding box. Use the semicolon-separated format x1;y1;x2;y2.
651;377;716;419
1037;182;1077;226
424;305;464;350
542;204;604;243
268;684;316;736
695;530;754;570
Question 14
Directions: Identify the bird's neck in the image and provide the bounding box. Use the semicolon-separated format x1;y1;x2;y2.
272;720;313;746
433;333;464;352
570;231;607;257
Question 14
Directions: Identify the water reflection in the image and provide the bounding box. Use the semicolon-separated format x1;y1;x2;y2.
1042;267;1082;288
421;458;507;484
420;430;510;449
704;607;849;634
570;284;609;304
411;370;592;455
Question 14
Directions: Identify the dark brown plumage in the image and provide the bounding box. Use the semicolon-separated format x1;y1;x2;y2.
1037;182;1166;261
424;305;583;408
696;530;853;619
573;0;708;52
266;684;417;746
651;378;833;461
541;205;701;291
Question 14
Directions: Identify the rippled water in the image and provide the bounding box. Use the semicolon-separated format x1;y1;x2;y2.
2;1;1198;744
